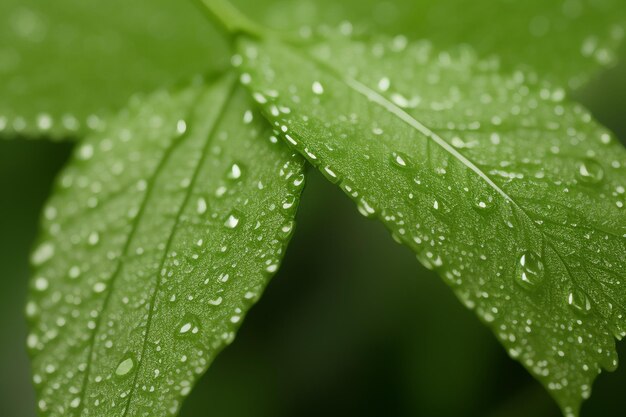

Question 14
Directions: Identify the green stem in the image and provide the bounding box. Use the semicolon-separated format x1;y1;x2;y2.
194;0;267;37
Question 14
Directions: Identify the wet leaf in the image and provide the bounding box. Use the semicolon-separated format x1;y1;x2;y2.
235;32;626;416
26;72;305;416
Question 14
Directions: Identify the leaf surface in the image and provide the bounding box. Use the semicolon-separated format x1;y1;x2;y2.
27;73;305;416
235;33;626;416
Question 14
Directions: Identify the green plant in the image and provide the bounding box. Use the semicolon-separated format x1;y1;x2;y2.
2;0;625;416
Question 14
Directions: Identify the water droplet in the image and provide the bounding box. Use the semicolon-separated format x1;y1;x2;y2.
34;276;49;291
68;266;81;279
282;194;296;210
280;220;295;237
88;231;100;246
416;250;443;270
177;314;200;335
93;282;107;293
196;197;207;214
429;198;452;217
25;301;38;318
27;333;39;350
253;92;267;104
391;93;420;108
226;163;244;180
515;251;544;290
568;289;592;314
31;242;54;265
208;297;223;306
357;198;376;217
391;152;411;169
240;73;251;85
312;81;324;95
291;173;305;189
115;356;135;376
472;192;495;213
577;158;604;184
224;211;242;229
78;144;94;160
322;166;339;183
176;119;187;135
377;77;390;92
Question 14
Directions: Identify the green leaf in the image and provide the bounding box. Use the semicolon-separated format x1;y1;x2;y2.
238;0;626;87
0;0;226;139
235;32;626;416
26;72;305;416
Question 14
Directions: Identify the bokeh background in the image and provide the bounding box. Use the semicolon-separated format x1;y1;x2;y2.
1;1;626;416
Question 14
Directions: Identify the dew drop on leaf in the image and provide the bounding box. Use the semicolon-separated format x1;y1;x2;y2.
568;289;593;315
224;211;243;229
416;250;443;271
225;162;244;180
472;188;496;213
291;172;305;189
31;242;54;266
515;250;545;290
115;356;135;377
281;194;296;210
577;158;604;184
177;314;200;336
473;196;494;212
34;276;49;292
87;231;100;246
357;197;376;217
176;119;188;136
196;197;207;215
312;81;324;95
322;165;340;183
391;152;411;169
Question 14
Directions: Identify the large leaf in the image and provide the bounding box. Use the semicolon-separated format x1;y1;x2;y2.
3;0;624;140
26;73;305;416
235;32;626;416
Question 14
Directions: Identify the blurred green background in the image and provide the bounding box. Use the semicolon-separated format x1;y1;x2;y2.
1;1;626;416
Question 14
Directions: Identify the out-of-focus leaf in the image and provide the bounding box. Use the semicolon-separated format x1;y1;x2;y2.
0;0;225;139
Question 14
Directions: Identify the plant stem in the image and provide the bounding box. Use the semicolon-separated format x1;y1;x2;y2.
194;0;266;37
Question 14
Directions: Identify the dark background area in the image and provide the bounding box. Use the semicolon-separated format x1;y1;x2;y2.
1;25;625;417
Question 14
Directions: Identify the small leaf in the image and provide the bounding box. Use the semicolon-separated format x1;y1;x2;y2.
235;32;626;416
27;73;305;416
